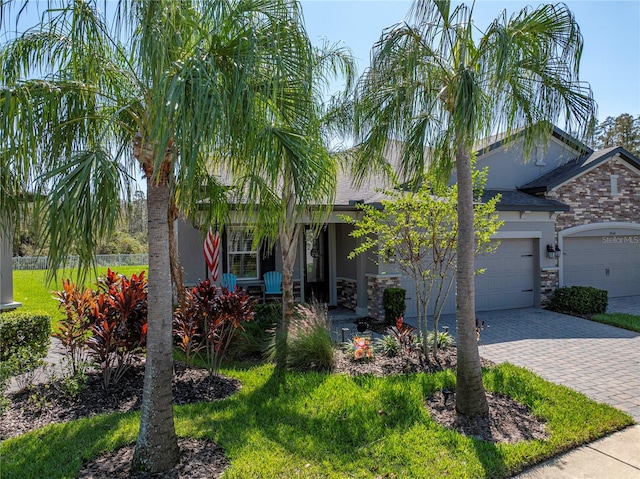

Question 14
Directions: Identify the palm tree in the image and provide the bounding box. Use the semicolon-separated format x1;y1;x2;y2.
353;0;595;416
1;0;319;471
241;41;355;369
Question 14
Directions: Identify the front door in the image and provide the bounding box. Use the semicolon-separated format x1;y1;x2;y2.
304;227;329;302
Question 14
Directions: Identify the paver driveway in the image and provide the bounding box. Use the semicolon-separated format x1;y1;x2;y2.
438;297;640;421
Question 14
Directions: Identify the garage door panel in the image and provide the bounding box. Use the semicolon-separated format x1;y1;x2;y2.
564;236;640;297
475;239;535;311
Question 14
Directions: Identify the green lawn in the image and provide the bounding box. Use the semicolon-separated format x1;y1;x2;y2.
590;313;640;333
5;269;635;477
0;363;633;479
12;265;147;330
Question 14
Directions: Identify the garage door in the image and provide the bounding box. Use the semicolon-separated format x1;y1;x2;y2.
564;236;640;298
475;239;535;311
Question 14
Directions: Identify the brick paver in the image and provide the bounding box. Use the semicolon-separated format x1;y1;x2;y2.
438;296;640;421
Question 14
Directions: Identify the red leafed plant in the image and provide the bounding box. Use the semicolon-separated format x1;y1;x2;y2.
388;315;418;358
54;269;148;388
173;279;255;374
86;269;148;388
172;287;207;366
53;279;94;375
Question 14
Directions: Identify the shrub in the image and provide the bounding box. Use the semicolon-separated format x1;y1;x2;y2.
387;316;418;357
252;302;282;324
548;286;608;315
383;288;406;325
0;310;51;398
173;279;255;373
286;301;334;372
427;329;455;350
53;280;94;375
53;269;148;388
375;334;399;357
226;302;281;361
227;320;275;361
0;310;51;362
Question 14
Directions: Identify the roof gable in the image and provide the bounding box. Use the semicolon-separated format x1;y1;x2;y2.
519;147;640;193
475;125;593;157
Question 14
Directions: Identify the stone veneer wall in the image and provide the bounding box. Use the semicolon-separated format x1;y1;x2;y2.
367;274;401;320
546;159;640;233
540;268;559;305
337;278;357;310
540;157;640;298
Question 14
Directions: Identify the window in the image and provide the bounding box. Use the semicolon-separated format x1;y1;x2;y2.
227;228;258;279
610;174;619;196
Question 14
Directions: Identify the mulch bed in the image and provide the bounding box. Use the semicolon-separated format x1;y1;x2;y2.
1;361;240;440
3;348;547;478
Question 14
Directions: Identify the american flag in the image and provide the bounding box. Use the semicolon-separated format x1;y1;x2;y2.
203;227;220;281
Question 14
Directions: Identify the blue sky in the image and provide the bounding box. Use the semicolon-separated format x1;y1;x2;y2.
301;0;640;121
4;0;638;122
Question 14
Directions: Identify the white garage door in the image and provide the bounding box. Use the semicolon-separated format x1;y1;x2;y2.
475;239;535;311
564;236;640;298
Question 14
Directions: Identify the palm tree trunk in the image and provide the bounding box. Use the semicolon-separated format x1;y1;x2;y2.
454;144;489;416
275;191;301;370
168;203;186;307
132;178;180;472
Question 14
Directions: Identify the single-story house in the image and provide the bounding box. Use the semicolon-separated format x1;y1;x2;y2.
178;126;640;320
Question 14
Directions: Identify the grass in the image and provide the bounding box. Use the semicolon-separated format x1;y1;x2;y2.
0;362;633;479
5;269;635;477
589;313;640;333
12;265;147;330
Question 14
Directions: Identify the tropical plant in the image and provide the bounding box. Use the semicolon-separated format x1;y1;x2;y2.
53;270;148;388
53;280;95;375
173;279;255;373
427;329;455;351
241;41;355;370
387;316;419;359
1;0;330;471
353;0;595;416
374;334;399;357
85;270;148;388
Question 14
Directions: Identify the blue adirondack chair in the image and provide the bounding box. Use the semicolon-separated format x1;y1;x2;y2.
221;273;237;291
262;271;282;302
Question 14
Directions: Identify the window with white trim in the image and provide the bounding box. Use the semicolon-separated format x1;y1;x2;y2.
227;228;258;279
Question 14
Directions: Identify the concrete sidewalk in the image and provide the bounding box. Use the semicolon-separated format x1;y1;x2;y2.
515;425;640;479
439;295;640;478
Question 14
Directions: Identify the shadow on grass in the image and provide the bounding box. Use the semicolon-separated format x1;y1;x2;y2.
2;362;633;479
1;411;139;479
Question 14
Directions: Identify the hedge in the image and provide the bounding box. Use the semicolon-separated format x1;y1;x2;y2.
548;286;608;316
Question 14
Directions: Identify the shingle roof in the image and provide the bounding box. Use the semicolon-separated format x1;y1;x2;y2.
483;189;570;212
519;147;640;193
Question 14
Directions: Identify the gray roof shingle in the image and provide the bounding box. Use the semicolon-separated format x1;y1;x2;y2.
483;189;569;212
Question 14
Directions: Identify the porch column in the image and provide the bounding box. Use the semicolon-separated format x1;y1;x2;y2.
355;236;368;317
0;225;20;310
327;223;337;307
366;274;401;320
